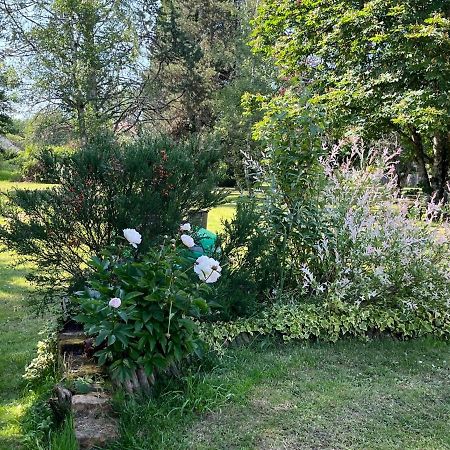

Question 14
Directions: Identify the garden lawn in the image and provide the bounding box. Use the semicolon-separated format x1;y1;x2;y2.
0;175;49;449
207;190;240;234
109;338;450;450
208;203;236;234
0;251;46;450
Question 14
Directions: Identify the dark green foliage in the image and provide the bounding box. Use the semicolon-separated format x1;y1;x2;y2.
0;135;223;311
213;92;329;317
0;71;13;135
210;0;276;189
147;0;276;187
20;146;74;183
213;198;282;319
147;0;241;136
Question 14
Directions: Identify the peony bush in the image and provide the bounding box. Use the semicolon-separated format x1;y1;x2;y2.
74;225;221;383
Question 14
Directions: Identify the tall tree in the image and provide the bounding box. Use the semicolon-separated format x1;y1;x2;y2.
252;0;450;198
212;0;276;188
1;0;158;141
144;0;275;189
145;0;242;136
0;70;13;136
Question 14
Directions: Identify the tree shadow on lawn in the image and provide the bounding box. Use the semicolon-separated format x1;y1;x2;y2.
0;251;46;449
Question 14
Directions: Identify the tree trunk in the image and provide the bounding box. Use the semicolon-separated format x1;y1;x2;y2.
77;104;88;144
432;131;450;201
410;128;432;194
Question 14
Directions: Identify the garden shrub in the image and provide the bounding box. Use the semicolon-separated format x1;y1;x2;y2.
0;135;223;312
19;144;75;183
74;227;221;382
0;150;20;181
242;79;450;313
216;138;450;331
211;197;282;319
298;147;450;313
209;94;330;318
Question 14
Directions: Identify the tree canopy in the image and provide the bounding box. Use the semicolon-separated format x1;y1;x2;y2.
252;0;450;196
1;0;158;141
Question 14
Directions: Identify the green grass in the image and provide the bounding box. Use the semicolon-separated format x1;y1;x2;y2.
0;159;21;183
109;338;450;450
0;251;47;449
0;158;54;191
208;203;236;234
49;416;78;450
0;171;49;449
207;189;246;234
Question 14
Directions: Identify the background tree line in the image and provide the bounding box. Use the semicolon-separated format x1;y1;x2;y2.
0;0;273;187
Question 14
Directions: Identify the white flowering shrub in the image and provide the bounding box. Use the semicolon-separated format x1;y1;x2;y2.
301;147;450;315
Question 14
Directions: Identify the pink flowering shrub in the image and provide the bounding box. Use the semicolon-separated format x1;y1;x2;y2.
300;146;450;315
202;146;450;349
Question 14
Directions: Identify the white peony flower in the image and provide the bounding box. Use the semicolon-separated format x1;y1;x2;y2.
194;255;211;271
194;255;222;283
109;297;121;308
181;234;195;248
180;223;191;232
195;269;210;282
123;228;142;248
208;258;222;273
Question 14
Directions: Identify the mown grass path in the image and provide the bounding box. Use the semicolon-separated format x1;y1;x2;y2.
0;254;47;450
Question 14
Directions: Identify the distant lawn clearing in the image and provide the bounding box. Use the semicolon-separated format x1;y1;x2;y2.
110;338;450;450
208;203;236;234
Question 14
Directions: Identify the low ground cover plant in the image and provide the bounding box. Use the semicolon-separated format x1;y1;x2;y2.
201;301;450;355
